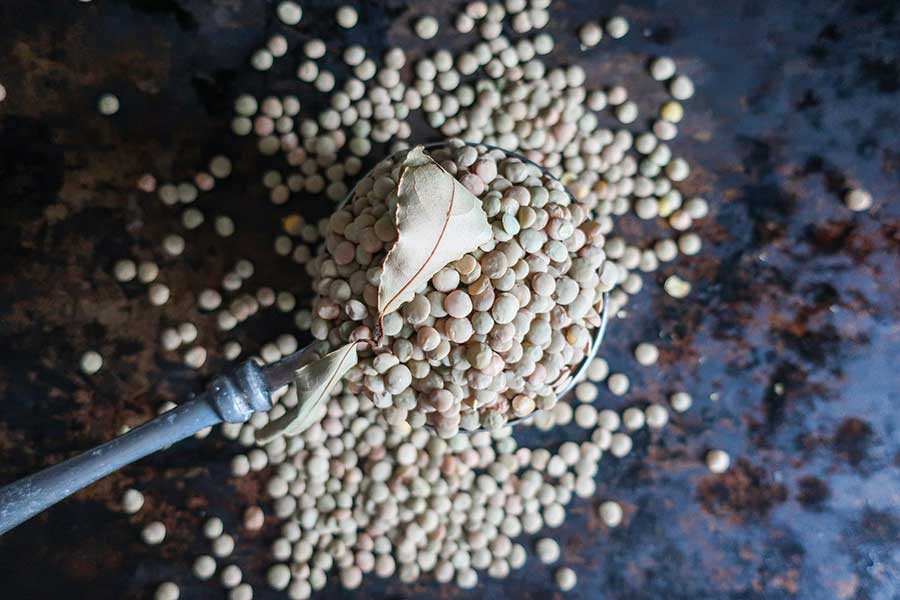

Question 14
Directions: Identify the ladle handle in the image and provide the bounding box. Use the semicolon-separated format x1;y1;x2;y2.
0;360;270;535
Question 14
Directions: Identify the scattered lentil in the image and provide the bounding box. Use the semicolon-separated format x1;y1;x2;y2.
634;342;659;366
80;351;103;375
610;433;633;457
277;1;302;25
184;346;207;369
121;489;144;514
607;373;630;396
645;404;669;429
534;537;560;564
706;449;730;473
415;16;439;40
142;521;166;545
663;275;691;298
555;567;577;591
204;517;224;539
670;392;692;412
213;534;236;558
114;259;137;282
230;584;253;600
267;564;292;590
649;56;676;81
97;93;120;115
598;500;623;527
193;555;217;580
574;382;598;403
844;188;873;212
336;6;358;29
149;283;170;306
154;582;180;600
244;505;265;530
605;16;629;39
138;261;159;283
251;49;274;71
578;22;602;48
587;358;609;382
221;564;243;588
669;75;694;100
622;407;645;431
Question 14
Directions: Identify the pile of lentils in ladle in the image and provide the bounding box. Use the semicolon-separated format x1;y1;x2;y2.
312;141;612;437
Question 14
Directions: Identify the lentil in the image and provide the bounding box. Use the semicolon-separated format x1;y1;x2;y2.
607;373;630;396
634;342;659;366
154;582;180;600
97;93;120;115
415;16;439;40
844;188;873;212
598;500;623;526
578;22;602;48
649;56;676;81
335;6;358;29
204;517;224;539
535;537;560;564
114;259;137;282
80;351;103;375
121;489;144;514
605;16;629;39
670;392;692;412
669;75;694;100
622;407;645;430
193;555;217;579
277;1;302;25
221;564;243;588
244;505;265;530
610;433;633;457
555;566;577;591
706;449;730;473
142;521;166;545
645;404;669;429
213;534;236;558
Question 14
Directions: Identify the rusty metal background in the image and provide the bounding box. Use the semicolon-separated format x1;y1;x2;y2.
1;0;898;598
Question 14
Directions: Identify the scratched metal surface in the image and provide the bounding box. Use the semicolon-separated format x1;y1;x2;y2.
0;0;898;598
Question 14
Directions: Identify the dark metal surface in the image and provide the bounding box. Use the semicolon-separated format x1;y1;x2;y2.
0;1;898;599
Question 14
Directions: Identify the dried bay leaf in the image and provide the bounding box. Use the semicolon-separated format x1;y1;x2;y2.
377;145;492;326
256;341;359;443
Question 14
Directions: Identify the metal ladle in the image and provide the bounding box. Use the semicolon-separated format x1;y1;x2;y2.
0;142;610;535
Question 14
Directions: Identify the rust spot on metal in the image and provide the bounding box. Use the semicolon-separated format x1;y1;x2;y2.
697;459;788;522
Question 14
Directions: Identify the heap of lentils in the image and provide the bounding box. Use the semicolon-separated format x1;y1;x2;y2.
78;0;883;595
311;141;611;436
213;383;646;597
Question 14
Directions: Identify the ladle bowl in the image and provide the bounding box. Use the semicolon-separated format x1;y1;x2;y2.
337;140;611;433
